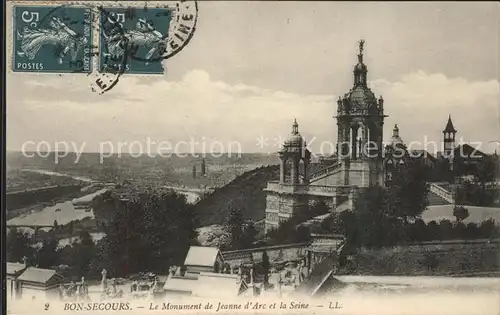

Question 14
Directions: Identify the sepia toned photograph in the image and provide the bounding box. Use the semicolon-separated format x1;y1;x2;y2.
3;1;500;315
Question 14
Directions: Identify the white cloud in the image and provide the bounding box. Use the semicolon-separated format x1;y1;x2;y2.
372;71;500;152
7;69;499;155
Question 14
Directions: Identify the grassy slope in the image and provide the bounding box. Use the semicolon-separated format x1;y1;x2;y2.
195;165;280;226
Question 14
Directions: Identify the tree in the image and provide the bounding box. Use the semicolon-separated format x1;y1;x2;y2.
386;157;429;223
68;221;74;235
91;188;199;277
224;202;244;250
432;157;452;182
36;236;60;268
342;157;429;248
310;200;330;217
53;220;59;231
453;206;469;223
60;230;98;278
479;219;500;239
261;251;270;285
6;228;34;263
438;219;453;240
264;206;313;244
241;222;258;249
347;185;389;247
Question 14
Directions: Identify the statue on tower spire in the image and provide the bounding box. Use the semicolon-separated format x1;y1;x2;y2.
359;39;365;55
292;118;299;135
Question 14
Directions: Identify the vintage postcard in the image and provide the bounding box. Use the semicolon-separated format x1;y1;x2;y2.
4;1;500;315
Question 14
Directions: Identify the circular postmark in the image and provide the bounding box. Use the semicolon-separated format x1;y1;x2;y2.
91;1;198;94
128;0;198;63
22;4;127;79
90;7;129;95
163;0;199;60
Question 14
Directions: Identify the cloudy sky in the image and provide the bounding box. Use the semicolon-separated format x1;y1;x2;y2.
6;1;500;155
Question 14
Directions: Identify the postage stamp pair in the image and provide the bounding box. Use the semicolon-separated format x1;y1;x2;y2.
12;2;197;75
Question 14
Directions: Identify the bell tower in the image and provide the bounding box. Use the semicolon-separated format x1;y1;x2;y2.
335;40;387;187
443;114;457;157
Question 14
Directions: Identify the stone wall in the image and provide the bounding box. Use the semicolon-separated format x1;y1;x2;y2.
265;192;309;233
222;242;308;266
353;239;500;276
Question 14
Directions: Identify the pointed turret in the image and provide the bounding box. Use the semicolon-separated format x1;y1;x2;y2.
443;114;457;156
443;114;457;133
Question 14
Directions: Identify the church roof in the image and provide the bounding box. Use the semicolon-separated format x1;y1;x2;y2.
443;115;457;133
389;124;404;147
347;86;377;108
283;119;305;147
410;150;437;163
454;143;486;158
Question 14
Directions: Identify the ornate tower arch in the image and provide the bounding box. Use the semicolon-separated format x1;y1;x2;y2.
335;40;387;187
278;119;311;184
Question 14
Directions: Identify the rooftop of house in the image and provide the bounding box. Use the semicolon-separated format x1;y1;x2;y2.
7;262;27;276
409;149;437;162
163;272;247;298
17;267;64;284
163;276;198;293
191;272;246;298
454;143;487;157
184;246;221;267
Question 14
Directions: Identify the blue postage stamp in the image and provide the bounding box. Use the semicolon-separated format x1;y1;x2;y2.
13;6;93;73
99;7;172;75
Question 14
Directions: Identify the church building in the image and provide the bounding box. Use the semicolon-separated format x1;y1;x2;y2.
264;40;389;233
264;40;496;233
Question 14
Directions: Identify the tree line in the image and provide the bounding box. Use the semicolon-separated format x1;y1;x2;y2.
7;189;200;280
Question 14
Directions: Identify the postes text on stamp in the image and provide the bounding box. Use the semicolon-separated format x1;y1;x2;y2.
13;5;93;73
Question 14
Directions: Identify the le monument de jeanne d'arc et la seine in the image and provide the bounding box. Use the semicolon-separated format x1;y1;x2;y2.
5;10;500;313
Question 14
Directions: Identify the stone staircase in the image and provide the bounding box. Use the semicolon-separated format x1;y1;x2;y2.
293;253;336;296
299;200;351;228
428;182;454;205
309;162;342;183
293;243;345;297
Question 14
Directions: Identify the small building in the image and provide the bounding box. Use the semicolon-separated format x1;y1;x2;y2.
16;267;65;300
162;275;198;296
305;234;345;273
163;246;249;298
184;246;225;275
6;262;27;300
163;273;248;298
192;273;248;298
